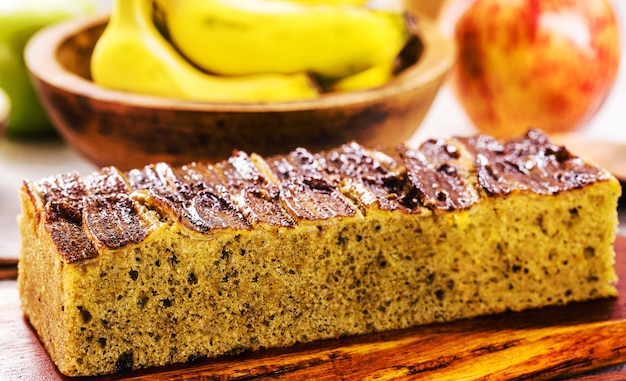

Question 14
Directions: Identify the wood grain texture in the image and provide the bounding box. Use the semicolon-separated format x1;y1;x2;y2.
0;266;17;280
572;369;626;381
1;236;625;380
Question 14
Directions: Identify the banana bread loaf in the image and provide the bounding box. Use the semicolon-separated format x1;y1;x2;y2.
18;129;621;376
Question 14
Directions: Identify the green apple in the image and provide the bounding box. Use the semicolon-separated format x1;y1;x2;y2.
0;0;96;138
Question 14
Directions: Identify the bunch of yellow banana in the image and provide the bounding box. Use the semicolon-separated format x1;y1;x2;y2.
91;0;318;102
91;0;410;103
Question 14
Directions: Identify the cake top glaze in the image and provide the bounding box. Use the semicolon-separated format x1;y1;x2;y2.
22;129;612;263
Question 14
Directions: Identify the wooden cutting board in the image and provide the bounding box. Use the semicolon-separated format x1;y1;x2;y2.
1;237;626;381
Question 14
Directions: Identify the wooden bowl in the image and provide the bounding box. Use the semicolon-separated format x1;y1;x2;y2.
25;13;455;171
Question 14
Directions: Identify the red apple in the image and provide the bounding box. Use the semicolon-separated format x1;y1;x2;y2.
447;0;621;138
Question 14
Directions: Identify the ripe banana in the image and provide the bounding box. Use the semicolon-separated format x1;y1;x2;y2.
155;0;409;78
324;61;395;92
91;0;318;103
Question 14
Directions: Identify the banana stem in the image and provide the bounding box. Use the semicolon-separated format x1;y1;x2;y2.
133;0;157;33
110;0;146;31
109;0;131;27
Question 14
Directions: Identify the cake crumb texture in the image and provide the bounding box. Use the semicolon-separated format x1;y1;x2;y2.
17;129;621;376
